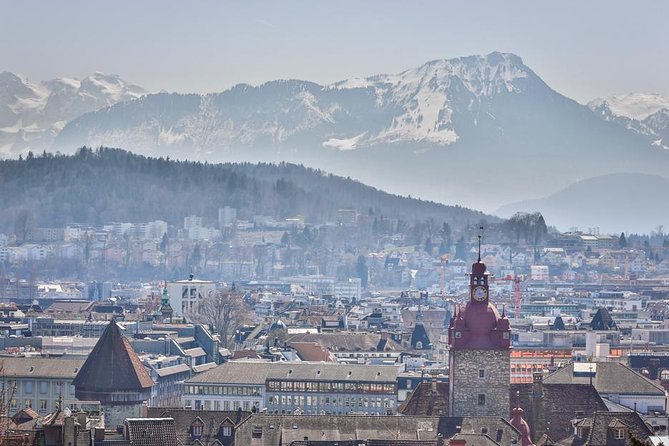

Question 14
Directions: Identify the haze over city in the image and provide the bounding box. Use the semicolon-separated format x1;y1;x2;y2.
2;6;669;445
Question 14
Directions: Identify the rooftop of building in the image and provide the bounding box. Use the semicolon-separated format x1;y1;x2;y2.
186;361;400;385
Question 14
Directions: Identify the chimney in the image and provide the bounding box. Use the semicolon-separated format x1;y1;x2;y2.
532;372;544;398
140;401;148;418
76;412;87;428
63;416;76;446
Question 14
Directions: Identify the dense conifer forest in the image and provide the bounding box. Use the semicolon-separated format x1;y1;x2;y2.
0;147;493;232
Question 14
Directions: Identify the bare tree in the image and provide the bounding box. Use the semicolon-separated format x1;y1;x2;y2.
188;287;249;349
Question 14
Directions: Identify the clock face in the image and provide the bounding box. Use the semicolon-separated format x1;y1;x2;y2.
472;286;488;301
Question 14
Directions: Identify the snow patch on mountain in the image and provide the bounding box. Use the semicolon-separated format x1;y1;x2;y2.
588;93;669;147
0;71;147;157
588;93;669;120
323;132;367;151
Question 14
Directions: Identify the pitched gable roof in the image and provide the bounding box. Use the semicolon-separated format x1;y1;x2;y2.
73;319;153;391
589;308;617;330
543;362;665;395
584;412;654;446
125;418;179;446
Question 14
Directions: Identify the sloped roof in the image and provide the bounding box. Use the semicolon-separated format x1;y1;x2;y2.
584;412;653;446
187;361;399;385
0;357;84;379
543;362;665;395
437;417;520;445
286;332;403;352
145;408;251;446
125;418;179;446
589;308;617;330
73;319;154;391
399;381;449;416
512;383;608;441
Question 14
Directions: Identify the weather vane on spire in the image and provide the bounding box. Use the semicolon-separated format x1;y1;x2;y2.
478;226;483;262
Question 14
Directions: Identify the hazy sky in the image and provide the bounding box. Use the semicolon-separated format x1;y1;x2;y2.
2;0;667;103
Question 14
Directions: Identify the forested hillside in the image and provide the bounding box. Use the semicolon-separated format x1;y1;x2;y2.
0;148;492;232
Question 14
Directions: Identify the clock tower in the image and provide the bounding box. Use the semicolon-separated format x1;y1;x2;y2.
448;231;511;417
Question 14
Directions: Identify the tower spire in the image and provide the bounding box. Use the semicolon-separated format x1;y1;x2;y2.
477;226;483;262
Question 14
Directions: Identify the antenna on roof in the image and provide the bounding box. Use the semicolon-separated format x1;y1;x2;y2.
478;226;483;262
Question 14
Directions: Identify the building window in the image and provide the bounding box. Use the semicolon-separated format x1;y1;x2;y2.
222;426;232;437
39;400;48;411
478;394;485;406
23;381;33;394
24;399;32;408
615;429;625;440
479;370;485;378
192;425;203;437
39;381;49;394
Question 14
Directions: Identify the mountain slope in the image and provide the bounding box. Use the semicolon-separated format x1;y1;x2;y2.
0;72;146;156
0;147;492;232
588;93;669;148
495;173;669;234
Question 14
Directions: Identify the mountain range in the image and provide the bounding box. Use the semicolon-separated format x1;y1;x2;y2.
2;53;669;233
0;71;145;155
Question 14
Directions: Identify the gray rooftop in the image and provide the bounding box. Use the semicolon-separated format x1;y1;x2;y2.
544;361;665;395
0;357;85;379
186;361;400;385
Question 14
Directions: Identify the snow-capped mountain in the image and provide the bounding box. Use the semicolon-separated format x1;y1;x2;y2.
45;53;669;213
588;93;669;148
53;52;549;156
0;72;146;156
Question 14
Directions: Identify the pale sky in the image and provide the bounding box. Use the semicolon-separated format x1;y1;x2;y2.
2;0;667;103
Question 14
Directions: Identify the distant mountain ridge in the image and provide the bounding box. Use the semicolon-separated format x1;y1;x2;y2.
0;71;146;156
0;147;492;232
53;52;547;155
48;51;669;215
4;54;669;228
496;173;669;234
588;93;669;149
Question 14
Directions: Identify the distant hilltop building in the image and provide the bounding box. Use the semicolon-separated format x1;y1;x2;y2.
73;319;154;428
218;206;237;228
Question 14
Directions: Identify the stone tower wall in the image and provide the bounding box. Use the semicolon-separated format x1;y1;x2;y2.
449;349;510;418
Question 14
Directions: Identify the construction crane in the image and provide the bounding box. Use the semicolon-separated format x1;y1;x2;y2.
499;274;523;318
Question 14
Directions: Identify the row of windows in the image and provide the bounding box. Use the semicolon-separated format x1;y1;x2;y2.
3;380;71;395
10;399;49;411
185;399;260;411
267;394;395;409
184;385;262;396
266;380;395;394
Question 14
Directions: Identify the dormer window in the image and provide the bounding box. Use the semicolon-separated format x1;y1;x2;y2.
193;425;203;437
222;426;232;437
614;428;625;440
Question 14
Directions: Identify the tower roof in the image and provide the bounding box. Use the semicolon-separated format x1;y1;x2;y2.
73;319;153;391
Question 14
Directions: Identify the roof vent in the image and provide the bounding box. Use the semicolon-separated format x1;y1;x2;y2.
29;366;34;372
317;370;321;374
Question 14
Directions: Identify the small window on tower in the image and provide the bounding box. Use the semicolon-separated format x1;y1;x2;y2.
478;394;485;406
479;369;485;378
455;331;462;338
